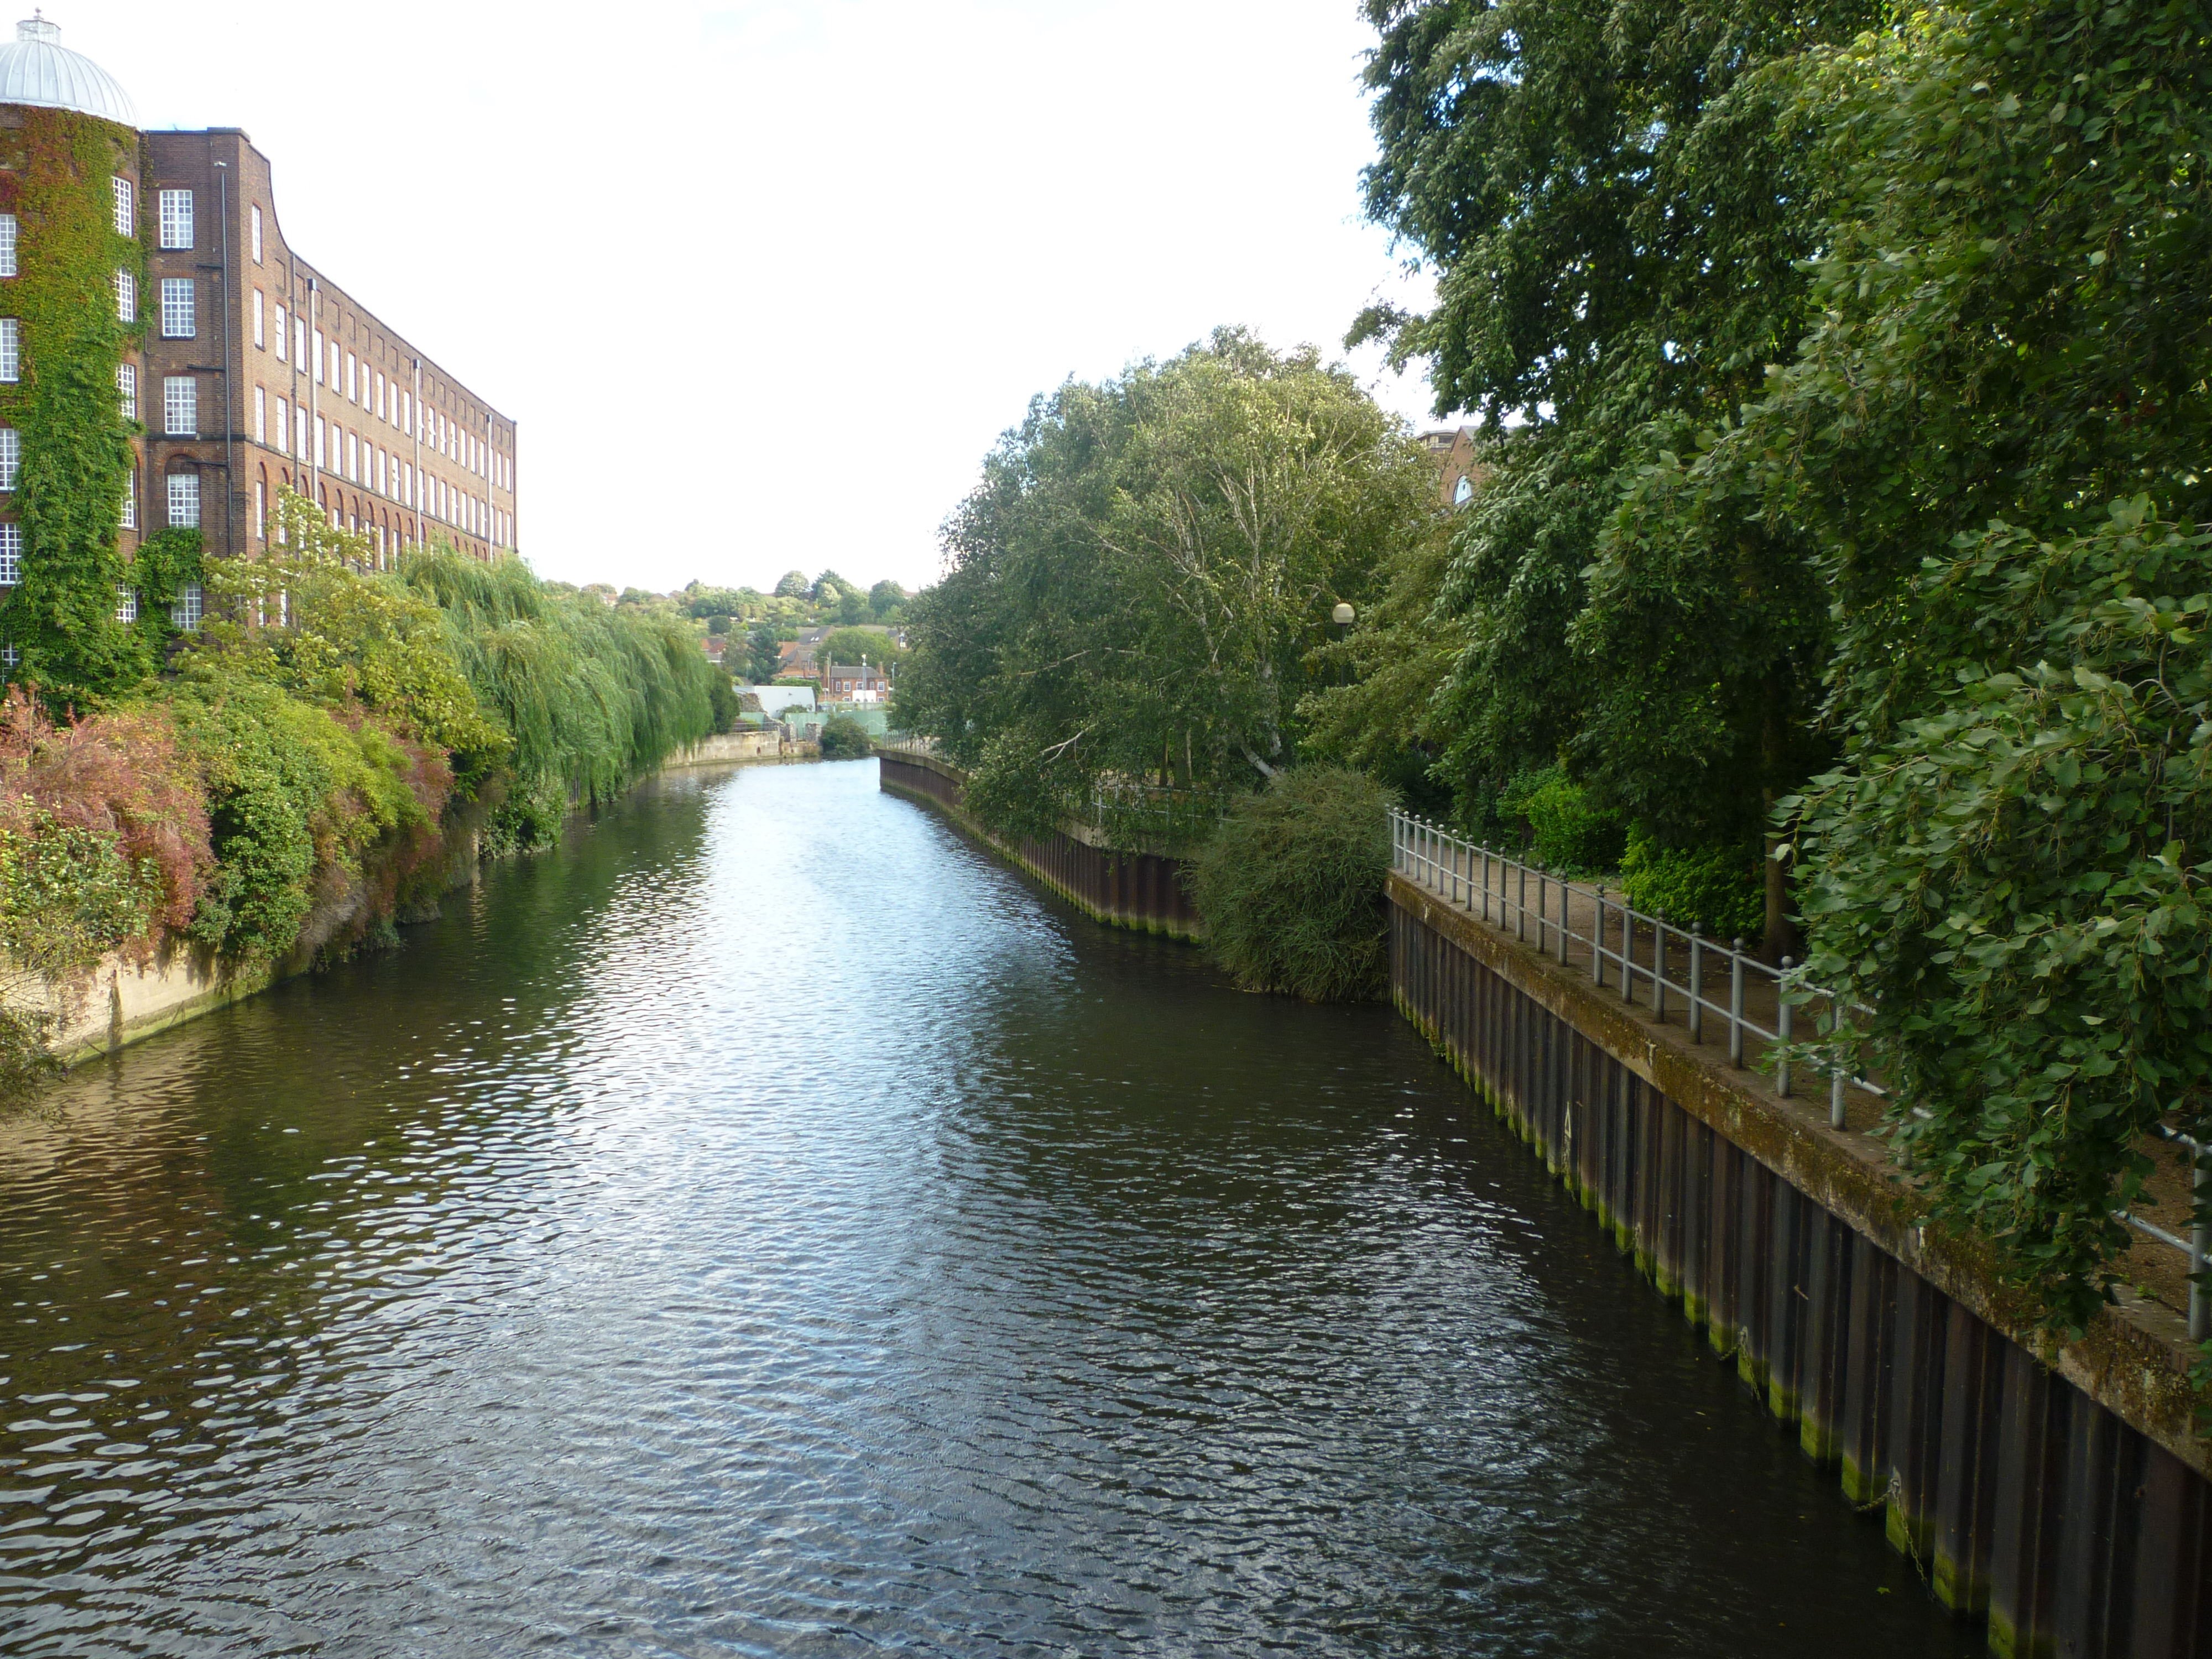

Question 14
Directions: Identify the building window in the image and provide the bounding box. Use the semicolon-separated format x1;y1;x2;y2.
374;371;384;420
114;586;137;623
375;448;386;495
312;328;324;383
295;406;306;458
255;479;265;539
274;396;289;455
114;270;135;323
345;429;356;482
252;289;264;348
274;303;287;361
0;429;18;492
251;204;263;264
160;278;195;340
295;317;306;367
110;176;132;236
314;418;325;470
121;471;135;530
163;375;197;437
0;319;17;384
167;472;200;528
117;363;135;421
0;524;18;585
0;215;15;279
328;340;337;387
254;384;266;444
158;189;194;251
345;352;355;402
170;581;203;631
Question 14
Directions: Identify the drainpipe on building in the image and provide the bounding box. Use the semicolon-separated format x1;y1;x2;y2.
307;276;320;513
213;153;233;559
411;358;422;552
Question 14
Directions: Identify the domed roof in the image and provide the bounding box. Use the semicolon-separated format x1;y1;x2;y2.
0;16;135;128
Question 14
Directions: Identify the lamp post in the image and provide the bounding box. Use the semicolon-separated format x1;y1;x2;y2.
1331;602;1355;686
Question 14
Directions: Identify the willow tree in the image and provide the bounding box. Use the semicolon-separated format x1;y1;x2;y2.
896;329;1434;841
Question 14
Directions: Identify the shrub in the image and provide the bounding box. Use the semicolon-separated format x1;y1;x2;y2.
1191;766;1396;1001
818;714;873;760
1501;765;1625;873
1616;831;1764;938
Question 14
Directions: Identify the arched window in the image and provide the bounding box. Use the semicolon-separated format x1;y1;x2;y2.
1453;474;1475;507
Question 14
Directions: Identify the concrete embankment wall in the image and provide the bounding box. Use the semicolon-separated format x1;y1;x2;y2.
664;730;787;767
1391;874;2212;1657
878;751;1200;941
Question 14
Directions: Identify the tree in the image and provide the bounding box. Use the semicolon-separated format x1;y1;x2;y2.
773;570;810;599
1355;0;1879;949
744;624;782;684
868;580;907;621
817;627;904;670
899;328;1436;841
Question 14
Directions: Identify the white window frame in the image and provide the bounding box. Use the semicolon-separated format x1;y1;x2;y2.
0;215;16;279
0;429;19;492
167;472;200;529
345;429;357;483
121;469;135;530
255;478;265;539
253;384;266;444
158;188;194;251
160;277;195;340
312;328;324;383
273;303;287;362
117;363;135;421
114;269;135;324
110;176;132;236
0;318;18;384
252;289;264;348
0;524;19;586
314;417;324;470
345;352;356;402
171;581;204;632
115;586;137;623
295;317;306;367
163;375;197;437
374;371;385;420
295;406;306;458
274;396;289;456
251;204;263;264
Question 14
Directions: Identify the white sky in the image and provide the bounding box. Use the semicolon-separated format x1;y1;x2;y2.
77;0;1445;594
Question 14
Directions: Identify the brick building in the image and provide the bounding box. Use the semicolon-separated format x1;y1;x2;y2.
1421;425;1486;508
0;18;514;592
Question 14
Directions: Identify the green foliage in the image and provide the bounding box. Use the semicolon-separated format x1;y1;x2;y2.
817;713;873;760
1191;766;1396;1001
744;624;782;684
0;806;161;977
816;627;903;670
1;108;149;705
706;665;740;733
1618;831;1762;937
398;548;717;850
868;580;907;621
1504;766;1625;874
901;328;1436;843
774;570;811;599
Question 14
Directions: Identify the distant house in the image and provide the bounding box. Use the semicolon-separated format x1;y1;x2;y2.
1421;426;1490;509
823;662;889;702
701;637;726;665
734;684;816;717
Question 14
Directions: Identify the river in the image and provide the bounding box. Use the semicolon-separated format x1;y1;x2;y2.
0;759;1977;1656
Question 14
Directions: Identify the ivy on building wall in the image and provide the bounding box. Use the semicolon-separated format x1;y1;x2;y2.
0;107;147;705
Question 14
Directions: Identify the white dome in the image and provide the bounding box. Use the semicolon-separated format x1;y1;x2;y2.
0;17;134;127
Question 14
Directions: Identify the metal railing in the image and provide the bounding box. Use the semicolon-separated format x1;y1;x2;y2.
1390;808;2210;1338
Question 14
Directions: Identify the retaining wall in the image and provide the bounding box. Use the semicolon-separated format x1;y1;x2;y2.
1391;874;2212;1656
878;751;1200;940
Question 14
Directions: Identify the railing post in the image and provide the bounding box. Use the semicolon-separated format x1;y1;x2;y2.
1688;927;1703;1042
1593;888;1607;987
1776;957;1794;1097
1728;941;1745;1067
1516;859;1527;943
1480;848;1490;924
1559;878;1572;966
1535;864;1547;954
2194;1148;2209;1343
1653;917;1667;1021
1620;906;1635;1004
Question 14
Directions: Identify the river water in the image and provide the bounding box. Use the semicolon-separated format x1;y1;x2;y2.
0;760;1976;1656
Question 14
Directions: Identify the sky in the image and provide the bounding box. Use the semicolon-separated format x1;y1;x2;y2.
75;0;1447;595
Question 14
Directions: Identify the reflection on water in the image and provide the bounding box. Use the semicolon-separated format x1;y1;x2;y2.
0;760;1974;1656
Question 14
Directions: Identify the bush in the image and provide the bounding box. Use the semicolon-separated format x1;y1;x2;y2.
1616;831;1764;939
818;714;873;760
1502;766;1625;873
1191;766;1396;1001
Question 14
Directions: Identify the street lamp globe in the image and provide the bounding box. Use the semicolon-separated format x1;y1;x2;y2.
1331;602;1355;626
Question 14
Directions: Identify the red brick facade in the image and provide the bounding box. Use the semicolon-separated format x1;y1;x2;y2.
135;128;515;568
